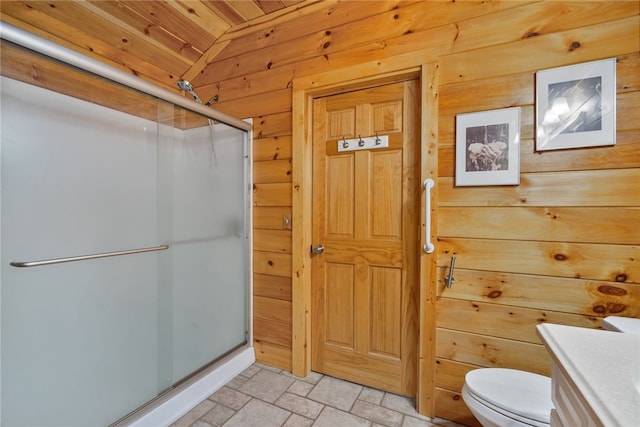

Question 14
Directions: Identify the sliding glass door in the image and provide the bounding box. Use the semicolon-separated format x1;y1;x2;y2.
1;43;248;426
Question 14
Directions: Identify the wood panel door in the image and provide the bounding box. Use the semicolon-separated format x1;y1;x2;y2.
311;80;420;396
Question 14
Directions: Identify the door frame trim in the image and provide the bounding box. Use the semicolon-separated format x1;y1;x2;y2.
291;52;439;416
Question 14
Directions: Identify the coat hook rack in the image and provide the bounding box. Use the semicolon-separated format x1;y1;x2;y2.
337;134;389;152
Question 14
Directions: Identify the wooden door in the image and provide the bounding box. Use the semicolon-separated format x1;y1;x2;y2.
311;80;420;396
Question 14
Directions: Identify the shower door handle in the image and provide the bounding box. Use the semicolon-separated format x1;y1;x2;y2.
10;245;169;268
311;245;324;255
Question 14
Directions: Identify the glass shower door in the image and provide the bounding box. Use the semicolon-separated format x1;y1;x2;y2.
1;76;167;426
1;39;249;426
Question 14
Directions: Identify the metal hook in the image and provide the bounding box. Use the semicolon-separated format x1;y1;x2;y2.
445;256;456;288
342;137;349;149
358;134;365;147
375;132;381;145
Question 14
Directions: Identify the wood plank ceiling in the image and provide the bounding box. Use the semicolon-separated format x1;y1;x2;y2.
0;0;309;96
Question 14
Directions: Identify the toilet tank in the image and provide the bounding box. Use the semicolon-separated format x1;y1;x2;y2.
602;316;640;335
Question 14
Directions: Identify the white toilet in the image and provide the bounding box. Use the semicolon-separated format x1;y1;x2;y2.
462;368;552;427
461;316;640;427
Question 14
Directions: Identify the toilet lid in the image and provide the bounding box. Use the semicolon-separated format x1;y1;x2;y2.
465;368;552;424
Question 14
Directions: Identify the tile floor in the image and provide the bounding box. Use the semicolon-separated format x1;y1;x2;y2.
170;363;466;427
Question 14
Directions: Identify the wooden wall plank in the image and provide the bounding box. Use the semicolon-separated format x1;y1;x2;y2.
254;183;293;207
520;131;640;173
436;298;600;344
214;88;292;119
254;251;292;277
439;16;640;85
437;238;639;284
618;90;640;131
439;169;640;207
253;229;292;253
253;318;292;347
618;52;640;92
254;295;292;324
254;206;293;230
438;207;640;244
439;71;533;119
434;388;481;427
443;1;639;55
253;112;293;138
198;67;295;108
254;159;293;183
435;358;476;391
254;273;292;301
435;328;551;375
437;269;640;318
254;135;293;161
254;340;292;371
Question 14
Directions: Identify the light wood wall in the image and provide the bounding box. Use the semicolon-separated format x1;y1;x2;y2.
3;2;637;424
197;2;639;424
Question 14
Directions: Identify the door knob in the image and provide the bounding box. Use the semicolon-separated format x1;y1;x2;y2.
311;245;324;255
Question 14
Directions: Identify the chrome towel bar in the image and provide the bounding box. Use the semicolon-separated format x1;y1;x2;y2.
10;245;169;268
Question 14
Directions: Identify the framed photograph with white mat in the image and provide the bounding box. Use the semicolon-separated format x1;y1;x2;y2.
455;107;520;186
536;58;616;151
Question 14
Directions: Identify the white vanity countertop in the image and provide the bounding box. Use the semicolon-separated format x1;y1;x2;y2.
537;323;640;427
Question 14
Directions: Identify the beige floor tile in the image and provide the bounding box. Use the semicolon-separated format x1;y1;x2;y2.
208;386;251;410
313;407;371;427
381;393;426;419
288;379;315;396
300;370;324;384
239;364;261;377
308;376;362;411
402;416;437;427
276;392;325;419
359;387;385;405
224;374;249;390
222;399;290;427
351;400;403;427
238;369;296;403
201;404;236;426
283;413;314;427
431;417;467;427
253;362;283;373
170;400;216;427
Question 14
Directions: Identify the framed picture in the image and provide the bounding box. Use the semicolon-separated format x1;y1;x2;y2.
536;58;616;151
455;107;520;186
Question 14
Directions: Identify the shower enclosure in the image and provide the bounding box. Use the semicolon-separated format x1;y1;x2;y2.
0;23;252;426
